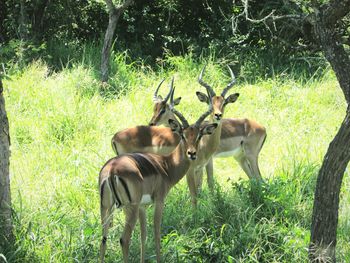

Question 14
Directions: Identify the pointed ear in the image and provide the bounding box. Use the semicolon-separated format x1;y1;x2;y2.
173;97;182;105
224;93;239;106
200;123;218;136
196;91;209;104
168;119;182;133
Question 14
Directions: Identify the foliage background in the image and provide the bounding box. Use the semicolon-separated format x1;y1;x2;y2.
0;0;327;77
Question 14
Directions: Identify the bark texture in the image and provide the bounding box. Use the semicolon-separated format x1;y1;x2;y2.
308;1;350;262
0;78;12;250
101;0;133;82
309;108;350;262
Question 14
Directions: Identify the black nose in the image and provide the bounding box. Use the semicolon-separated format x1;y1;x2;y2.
149;122;155;126
214;113;222;120
187;151;197;160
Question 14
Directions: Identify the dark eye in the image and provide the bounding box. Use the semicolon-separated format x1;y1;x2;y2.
159;108;166;114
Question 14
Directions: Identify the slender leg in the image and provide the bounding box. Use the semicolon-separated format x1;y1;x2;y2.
121;205;139;263
186;169;198;208
243;138;264;182
100;206;113;263
235;156;254;181
205;158;214;191
154;201;165;263
242;142;263;182
139;207;147;263
195;168;204;193
246;154;263;182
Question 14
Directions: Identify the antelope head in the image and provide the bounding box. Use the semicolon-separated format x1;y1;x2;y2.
149;79;181;126
168;83;217;161
196;65;240;123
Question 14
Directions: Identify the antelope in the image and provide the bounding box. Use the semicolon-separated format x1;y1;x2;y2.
99;89;218;263
184;66;240;207
148;66;266;189
111;80;179;156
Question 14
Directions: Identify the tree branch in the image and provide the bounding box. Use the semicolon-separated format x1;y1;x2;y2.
242;0;275;23
312;1;350;104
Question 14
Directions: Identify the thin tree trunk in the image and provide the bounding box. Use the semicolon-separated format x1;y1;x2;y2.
19;0;28;40
101;5;120;83
33;0;51;38
101;0;133;83
308;1;350;261
0;78;12;251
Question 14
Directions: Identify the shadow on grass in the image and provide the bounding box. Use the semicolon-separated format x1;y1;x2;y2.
160;160;319;262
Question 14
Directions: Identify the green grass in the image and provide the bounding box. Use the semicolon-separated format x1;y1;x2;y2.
2;53;350;262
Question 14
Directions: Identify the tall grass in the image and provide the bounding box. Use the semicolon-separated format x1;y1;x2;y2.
2;50;349;262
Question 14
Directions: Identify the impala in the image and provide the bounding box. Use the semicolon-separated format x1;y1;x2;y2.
148;66;266;189
111;80;179;156
99;89;217;263
195;65;266;189
184;66;240;206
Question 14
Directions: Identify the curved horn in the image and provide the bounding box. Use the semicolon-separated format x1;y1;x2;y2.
198;65;215;98
153;79;165;102
195;103;213;128
195;77;213;127
221;65;236;97
169;85;189;129
163;77;173;103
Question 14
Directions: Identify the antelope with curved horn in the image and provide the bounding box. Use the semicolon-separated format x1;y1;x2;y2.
149;79;181;126
100;88;218;262
111;80;179;156
196;66;266;188
184;65;240;206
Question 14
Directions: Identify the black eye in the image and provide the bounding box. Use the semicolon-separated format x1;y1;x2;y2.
159;108;166;114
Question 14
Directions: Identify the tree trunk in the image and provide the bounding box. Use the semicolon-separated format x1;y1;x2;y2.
308;1;350;262
101;0;134;83
309;107;350;262
101;6;120;83
0;78;12;251
33;0;51;39
19;0;28;40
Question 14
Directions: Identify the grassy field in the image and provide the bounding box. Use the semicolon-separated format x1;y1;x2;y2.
2;54;350;262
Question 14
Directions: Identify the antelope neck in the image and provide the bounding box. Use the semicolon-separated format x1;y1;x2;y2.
208;117;223;150
164;139;191;186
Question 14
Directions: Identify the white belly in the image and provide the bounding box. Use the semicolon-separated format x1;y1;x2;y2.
214;147;242;158
140;194;152;205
